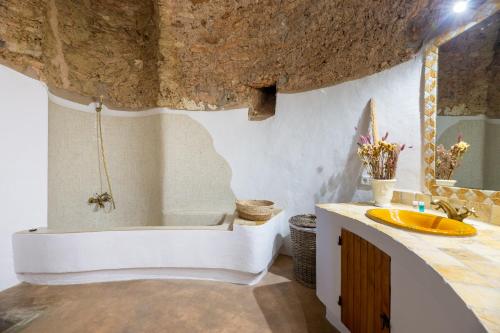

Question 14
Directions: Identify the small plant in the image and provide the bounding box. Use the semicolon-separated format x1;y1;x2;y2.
357;131;409;180
436;134;469;180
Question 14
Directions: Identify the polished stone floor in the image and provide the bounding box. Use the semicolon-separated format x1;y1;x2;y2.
0;255;337;333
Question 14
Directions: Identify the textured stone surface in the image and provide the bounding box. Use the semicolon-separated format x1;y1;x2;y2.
44;0;160;109
0;0;46;79
0;0;471;118
438;13;500;117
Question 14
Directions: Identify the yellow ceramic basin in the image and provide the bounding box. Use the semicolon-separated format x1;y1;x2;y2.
366;209;476;236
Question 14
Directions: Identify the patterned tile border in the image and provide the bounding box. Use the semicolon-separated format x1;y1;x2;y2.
423;1;500;207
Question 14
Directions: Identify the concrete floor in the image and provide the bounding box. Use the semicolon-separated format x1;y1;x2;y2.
0;256;337;333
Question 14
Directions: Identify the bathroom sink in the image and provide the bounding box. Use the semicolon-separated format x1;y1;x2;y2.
366;209;476;236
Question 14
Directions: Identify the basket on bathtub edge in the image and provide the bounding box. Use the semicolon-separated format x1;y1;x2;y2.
235;200;275;221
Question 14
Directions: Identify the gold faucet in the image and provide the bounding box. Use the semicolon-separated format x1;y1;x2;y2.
431;199;477;222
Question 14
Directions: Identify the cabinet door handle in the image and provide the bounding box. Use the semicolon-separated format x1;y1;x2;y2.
380;312;390;330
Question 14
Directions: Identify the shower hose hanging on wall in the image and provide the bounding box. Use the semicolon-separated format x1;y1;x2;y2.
88;96;116;211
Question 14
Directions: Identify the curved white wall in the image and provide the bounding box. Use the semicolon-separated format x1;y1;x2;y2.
189;55;423;212
46;54;424;251
1;52;425;289
186;55;424;251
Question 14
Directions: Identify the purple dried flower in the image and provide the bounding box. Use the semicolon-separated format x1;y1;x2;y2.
382;132;389;141
457;132;463;143
359;135;372;145
400;144;406;151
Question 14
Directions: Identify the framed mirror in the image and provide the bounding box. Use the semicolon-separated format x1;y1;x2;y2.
423;2;500;205
436;12;499;191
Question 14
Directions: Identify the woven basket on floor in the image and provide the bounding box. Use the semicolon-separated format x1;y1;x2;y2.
289;214;317;288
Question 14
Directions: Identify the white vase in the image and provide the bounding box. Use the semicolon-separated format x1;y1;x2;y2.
436;179;457;187
371;179;397;207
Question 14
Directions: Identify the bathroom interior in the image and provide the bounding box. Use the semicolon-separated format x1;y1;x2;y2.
0;0;499;332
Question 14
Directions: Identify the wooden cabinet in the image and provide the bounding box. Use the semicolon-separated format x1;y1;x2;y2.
340;229;391;333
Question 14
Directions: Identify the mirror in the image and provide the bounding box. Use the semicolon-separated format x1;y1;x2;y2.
436;12;499;191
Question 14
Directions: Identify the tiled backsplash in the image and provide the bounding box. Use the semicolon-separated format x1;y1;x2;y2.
392;190;500;226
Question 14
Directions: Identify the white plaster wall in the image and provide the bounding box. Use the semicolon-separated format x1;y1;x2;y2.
0;65;48;291
46;55;423;252
187;55;423;250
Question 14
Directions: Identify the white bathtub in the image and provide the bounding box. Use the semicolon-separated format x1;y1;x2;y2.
13;211;286;285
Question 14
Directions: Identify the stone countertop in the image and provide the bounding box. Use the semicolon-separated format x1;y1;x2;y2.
316;202;500;333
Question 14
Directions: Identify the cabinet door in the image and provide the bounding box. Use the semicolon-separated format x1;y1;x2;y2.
341;229;391;333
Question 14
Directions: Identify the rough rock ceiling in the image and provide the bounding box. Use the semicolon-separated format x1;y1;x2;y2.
438;12;500;118
0;0;477;119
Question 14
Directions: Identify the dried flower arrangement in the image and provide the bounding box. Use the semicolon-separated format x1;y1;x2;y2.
436;134;470;180
357;131;409;180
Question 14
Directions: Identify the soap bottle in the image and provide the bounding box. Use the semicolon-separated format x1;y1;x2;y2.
412;201;425;212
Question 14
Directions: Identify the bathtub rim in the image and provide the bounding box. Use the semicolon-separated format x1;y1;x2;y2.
19;209;283;234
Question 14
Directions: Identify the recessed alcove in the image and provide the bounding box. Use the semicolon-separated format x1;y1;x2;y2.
249;84;277;121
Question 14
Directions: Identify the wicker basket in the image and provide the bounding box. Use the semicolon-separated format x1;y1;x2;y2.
236;200;274;221
289;214;317;288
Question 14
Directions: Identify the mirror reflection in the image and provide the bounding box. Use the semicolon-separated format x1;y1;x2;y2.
436;13;499;191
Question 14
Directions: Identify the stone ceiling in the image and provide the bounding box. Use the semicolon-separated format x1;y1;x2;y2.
0;0;479;119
